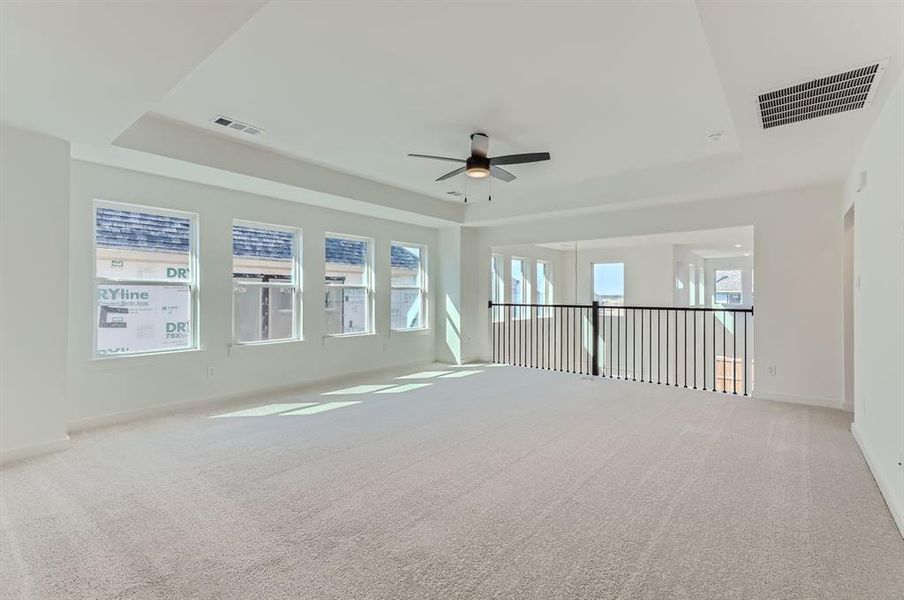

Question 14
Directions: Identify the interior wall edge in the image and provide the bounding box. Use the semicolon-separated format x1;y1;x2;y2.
852;422;904;538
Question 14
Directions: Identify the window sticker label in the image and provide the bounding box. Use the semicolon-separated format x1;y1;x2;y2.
96;285;191;355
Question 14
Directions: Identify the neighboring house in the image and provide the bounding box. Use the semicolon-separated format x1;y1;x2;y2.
95;209;419;349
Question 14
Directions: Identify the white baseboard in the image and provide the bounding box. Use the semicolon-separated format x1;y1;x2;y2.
752;391;844;411
851;422;904;538
67;358;438;433
0;436;70;466
841;400;855;413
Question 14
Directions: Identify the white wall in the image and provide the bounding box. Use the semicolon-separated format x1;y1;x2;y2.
845;72;904;536
0;127;71;460
471;183;844;408
564;245;674;306
673;246;706;306
67;161;440;428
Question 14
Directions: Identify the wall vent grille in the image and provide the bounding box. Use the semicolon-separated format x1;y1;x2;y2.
758;61;886;129
211;115;263;136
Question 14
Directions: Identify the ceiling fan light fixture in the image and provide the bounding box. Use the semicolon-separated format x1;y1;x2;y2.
465;156;490;178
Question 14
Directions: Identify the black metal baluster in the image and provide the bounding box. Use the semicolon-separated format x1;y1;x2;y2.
733;311;737;395
658;310;661;384
617;308;621;378
692;310;697;389
703;309;707;391
665;310;669;385
683;310;688;388
674;309;678;387
744;311;748;396
640;308;644;382
609;308;613;377
722;310;727;393
713;310;717;391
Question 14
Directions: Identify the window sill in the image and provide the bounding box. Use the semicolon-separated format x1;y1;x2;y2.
391;327;430;334
86;347;205;371
324;331;376;340
229;338;303;353
232;338;301;347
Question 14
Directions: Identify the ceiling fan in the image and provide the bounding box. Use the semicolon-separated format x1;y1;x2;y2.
408;133;550;184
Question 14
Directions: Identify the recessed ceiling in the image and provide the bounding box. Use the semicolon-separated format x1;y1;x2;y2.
150;1;739;203
534;226;754;259
3;0;901;224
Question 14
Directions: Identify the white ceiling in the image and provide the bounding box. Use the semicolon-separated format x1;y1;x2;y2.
2;1;901;225
0;0;266;144
535;226;754;259
151;1;740;203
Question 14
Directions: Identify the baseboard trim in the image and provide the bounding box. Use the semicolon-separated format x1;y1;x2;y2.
0;436;70;466
841;400;854;413
67;358;439;433
752;391;844;411
851;422;904;538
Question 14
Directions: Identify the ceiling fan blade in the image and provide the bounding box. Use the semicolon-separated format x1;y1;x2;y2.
490;166;516;182
435;166;466;181
408;153;465;163
470;133;489;157
489;152;551;166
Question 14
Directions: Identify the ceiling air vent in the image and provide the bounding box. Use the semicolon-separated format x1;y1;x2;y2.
758;60;887;129
211;115;264;136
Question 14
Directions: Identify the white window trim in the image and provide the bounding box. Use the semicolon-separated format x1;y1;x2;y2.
390;241;428;332
536;259;553;317
511;257;529;319
591;261;626;306
232;220;303;345
324;232;374;337
490;254;504;322
92;200;200;359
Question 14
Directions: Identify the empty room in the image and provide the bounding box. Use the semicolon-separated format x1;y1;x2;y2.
1;1;903;599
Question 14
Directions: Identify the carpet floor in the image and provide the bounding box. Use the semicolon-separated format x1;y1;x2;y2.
1;364;902;599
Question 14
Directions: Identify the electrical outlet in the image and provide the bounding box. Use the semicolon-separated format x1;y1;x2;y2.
767;364;777;376
207;366;216;379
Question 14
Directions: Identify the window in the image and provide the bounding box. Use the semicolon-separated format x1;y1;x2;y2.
325;234;373;335
511;258;528;318
715;269;742;305
536;260;553;316
233;222;300;344
94;202;197;357
689;264;696;306
391;242;427;330
490;254;504;321
592;262;624;306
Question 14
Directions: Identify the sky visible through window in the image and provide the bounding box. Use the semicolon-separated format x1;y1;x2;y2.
593;262;624;305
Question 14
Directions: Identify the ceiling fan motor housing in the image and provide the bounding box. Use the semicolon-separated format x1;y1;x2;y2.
465;155;490;178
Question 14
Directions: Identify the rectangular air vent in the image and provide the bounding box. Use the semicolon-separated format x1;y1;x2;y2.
211;115;264;136
758;60;887;129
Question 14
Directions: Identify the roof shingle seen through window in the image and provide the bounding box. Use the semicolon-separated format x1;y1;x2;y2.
96;208;190;254
97;208;421;268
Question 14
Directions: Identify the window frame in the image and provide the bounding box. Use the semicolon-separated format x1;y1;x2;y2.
536;259;553;316
591;261;625;307
92;200;200;359
390;241;428;332
231;220;303;346
324;232;375;337
714;268;743;306
490;254;504;322
511;257;529;319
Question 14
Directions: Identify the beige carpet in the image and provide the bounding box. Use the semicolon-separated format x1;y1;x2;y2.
1;364;902;600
